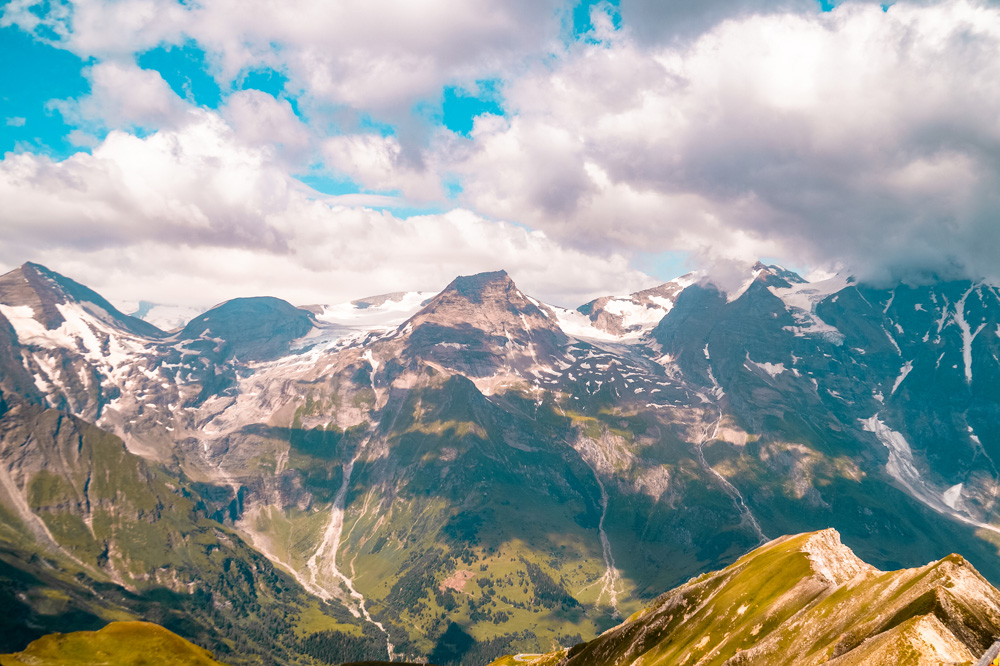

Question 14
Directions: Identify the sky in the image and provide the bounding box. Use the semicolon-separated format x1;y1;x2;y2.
2;0;1000;313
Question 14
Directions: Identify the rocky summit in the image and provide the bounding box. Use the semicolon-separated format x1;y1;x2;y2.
1;261;1000;664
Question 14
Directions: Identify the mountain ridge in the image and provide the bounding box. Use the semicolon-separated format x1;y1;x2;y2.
2;261;1000;664
492;528;1000;666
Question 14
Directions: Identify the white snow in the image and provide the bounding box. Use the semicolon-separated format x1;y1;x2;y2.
883;289;895;313
891;361;913;395
770;274;849;343
954;286;986;384
139;304;203;331
0;304;63;347
862;415;921;496
316;292;431;332
862;414;1000;536
604;297;670;329
727;266;764;303
942;483;964;510
882;326;902;356
550;306;624;341
745;353;785;378
550;274;694;341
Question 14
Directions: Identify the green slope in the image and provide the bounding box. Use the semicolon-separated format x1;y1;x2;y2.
0;621;229;666
492;529;1000;666
0;403;382;665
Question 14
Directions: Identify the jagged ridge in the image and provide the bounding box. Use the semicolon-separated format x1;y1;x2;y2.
492;529;1000;666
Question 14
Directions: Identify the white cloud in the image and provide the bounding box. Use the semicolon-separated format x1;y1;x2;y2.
0;112;294;251
50;60;192;131
222;89;312;166
4;0;567;115
6;0;1000;288
321;133;446;200
0;110;654;308
447;1;1000;282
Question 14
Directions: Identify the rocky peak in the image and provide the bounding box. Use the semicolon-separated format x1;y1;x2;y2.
721;261;807;302
395;270;568;378
0;262;164;338
802;528;879;586
406;270;563;339
178;296;315;362
446;270;514;304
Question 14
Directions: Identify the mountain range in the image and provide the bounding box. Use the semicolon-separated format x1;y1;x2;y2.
1;260;1000;664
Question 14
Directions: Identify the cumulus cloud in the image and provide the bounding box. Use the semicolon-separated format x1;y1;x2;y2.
620;0;816;44
321;132;454;200
449;1;1000;283
5;0;1000;290
49;60;193;132
2;0;566;116
0;109;654;308
0;112;294;251
222;90;313;166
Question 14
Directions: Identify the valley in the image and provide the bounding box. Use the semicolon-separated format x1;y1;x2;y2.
1;261;1000;664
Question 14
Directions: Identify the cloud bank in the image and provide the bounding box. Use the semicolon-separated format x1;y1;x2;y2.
2;0;1000;311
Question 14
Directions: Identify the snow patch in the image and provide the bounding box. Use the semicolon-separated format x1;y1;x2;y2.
316;292;431;333
727;266;764;303
891;361;913;395
770;275;849;343
954;286;986;384
551;306;625;341
943;483;964;510
862;414;1000;536
745;353;785;378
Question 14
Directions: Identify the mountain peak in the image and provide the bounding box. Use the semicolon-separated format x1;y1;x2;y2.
719;261;806;302
513;529;1000;666
442;270;512;304
0;262;164;338
178;296;315;361
398;270;568;377
409;269;550;326
802;528;879;586
572;273;698;339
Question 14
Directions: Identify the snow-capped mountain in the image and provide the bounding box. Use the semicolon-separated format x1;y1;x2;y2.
567;273;698;340
3;260;1000;664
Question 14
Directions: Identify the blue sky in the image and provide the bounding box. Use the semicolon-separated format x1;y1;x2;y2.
1;24;90;158
0;0;996;307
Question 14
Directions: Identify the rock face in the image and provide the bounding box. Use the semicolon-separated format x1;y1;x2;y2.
0;262;165;339
178;296;315;362
3;261;1000;665
492;529;1000;666
401;270;568;376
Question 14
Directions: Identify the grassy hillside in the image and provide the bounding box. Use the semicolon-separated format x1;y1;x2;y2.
492;529;1000;666
0;403;384;665
0;621;229;666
